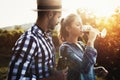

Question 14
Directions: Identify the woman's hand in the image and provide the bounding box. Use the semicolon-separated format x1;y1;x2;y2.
87;27;99;47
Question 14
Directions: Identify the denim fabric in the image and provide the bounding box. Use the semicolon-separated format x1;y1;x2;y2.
59;42;97;80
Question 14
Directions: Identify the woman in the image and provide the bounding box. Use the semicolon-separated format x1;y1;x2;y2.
58;13;99;80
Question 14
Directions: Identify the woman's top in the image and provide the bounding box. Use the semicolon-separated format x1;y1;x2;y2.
59;41;97;80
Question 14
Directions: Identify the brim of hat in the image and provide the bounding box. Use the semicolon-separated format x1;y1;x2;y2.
33;9;63;11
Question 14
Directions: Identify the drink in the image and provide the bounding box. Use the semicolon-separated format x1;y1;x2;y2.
82;25;91;33
82;25;107;38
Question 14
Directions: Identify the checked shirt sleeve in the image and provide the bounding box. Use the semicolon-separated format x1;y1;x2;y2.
7;35;38;80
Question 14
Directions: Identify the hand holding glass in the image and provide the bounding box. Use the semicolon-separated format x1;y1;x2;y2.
82;25;107;38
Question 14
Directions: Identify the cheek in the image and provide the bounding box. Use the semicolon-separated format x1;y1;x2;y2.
56;18;60;24
75;28;82;35
75;27;81;32
51;18;56;26
52;17;58;25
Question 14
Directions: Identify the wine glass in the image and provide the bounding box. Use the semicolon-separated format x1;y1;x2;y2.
82;25;107;38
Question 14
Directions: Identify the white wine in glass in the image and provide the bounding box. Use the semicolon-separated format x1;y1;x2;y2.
82;25;107;38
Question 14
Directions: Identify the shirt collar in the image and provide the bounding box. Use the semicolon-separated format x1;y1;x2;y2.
33;24;52;37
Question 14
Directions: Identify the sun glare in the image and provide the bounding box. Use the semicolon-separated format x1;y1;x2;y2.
62;0;120;17
0;0;120;28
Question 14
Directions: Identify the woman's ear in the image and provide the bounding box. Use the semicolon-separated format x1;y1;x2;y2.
65;26;70;37
65;26;70;32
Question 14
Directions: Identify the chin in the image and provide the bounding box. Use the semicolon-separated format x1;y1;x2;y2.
48;27;54;32
48;25;55;31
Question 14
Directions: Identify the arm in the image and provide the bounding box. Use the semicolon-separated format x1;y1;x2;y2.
81;26;98;72
82;46;97;72
8;36;37;80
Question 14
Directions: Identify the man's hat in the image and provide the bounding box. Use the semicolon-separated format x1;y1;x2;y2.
34;0;62;11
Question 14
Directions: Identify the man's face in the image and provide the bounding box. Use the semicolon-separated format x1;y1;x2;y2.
48;12;61;31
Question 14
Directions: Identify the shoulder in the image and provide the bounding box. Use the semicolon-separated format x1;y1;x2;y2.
20;32;36;42
15;28;38;47
60;42;71;49
59;42;74;53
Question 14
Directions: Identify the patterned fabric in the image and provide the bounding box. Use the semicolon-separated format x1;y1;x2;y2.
59;42;97;80
7;25;55;80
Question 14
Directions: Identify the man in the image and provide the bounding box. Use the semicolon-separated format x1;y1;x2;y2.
7;0;66;80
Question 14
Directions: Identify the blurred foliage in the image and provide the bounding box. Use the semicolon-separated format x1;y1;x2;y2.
77;7;120;80
0;27;24;80
0;27;24;49
1;6;120;80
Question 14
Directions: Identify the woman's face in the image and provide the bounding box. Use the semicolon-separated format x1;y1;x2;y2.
69;17;83;37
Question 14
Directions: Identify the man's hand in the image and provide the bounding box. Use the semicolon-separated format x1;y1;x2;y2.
42;67;68;80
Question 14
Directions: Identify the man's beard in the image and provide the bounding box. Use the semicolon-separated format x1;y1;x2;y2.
47;18;56;31
47;24;54;32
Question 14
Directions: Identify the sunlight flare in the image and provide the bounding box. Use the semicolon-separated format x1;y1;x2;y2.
62;0;120;17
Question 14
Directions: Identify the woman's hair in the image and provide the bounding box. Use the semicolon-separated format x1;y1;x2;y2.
59;13;79;42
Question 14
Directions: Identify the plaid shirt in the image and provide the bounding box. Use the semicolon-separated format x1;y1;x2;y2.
7;25;56;80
